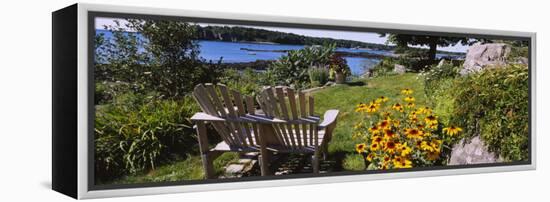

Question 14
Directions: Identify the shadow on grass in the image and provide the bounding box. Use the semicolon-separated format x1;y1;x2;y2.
345;81;366;87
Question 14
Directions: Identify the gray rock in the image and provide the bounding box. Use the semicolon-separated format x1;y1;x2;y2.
449;136;502;165
225;164;245;174
460;43;511;75
436;59;446;68
394;64;406;74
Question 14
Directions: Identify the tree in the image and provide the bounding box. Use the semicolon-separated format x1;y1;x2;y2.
381;34;470;63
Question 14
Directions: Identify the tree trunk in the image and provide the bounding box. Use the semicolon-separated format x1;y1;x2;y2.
428;41;437;63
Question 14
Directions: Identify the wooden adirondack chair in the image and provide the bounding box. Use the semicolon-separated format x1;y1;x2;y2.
191;83;273;179
257;86;339;174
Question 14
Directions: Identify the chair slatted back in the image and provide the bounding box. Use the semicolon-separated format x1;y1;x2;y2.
193;83;259;147
258;86;319;149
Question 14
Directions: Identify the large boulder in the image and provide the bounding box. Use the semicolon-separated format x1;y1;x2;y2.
460;43;511;75
448;136;502;165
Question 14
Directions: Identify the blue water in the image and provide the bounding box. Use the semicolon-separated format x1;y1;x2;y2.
96;29;392;75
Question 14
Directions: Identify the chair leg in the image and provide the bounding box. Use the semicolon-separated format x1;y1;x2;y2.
201;152;216;179
312;153;320;174
259;150;271;176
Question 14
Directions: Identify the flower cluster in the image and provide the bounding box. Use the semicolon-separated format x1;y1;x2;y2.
353;88;462;170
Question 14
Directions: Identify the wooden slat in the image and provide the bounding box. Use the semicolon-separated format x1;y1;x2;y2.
309;96;315;145
287;89;302;147
263;88;288;147
245;96;260;142
193;85;233;145
204;84;237;146
275;87;295;149
232;90;254;145
299;92;308;146
218;85;246;146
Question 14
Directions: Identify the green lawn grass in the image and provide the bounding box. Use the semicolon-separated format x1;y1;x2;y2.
103;73;429;183
311;73;429;170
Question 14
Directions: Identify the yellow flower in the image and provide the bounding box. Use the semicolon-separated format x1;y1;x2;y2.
372;136;384;144
405;128;424;139
366;102;379;113
424;115;438;125
427;123;438;129
366;152;376;161
379;120;391;129
418;106;432;114
406;102;416;108
356;143;366;154
383;129;397;140
355;103;367;112
397;142;412;156
370;142;381;151
430;139;442;153
392;120;400;127
401;88;413;95
392;103;404;112
409;111;417;119
384;140;397;154
377;96;389;103
369;125;381;135
404;96;415;103
393;156;412;168
381;111;392;118
420;141;435;152
443;126;463;136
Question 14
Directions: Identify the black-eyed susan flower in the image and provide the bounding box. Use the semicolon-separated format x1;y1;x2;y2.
430;139;442;153
368;125;381;135
424;115;438;125
392;103;404;112
443;126;463;136
393;157;412;168
377;96;389;103
406;102;416;108
383;129;397;140
404;96;415;103
384;140;397;154
401;88;413;95
397;142;412;156
355;103;367;112
405;128;424;139
426;150;441;161
372;136;384;144
379;120;391;129
356;143;366;154
366;152;376;161
366;102;379;113
420;141;435;152
370;142;381;151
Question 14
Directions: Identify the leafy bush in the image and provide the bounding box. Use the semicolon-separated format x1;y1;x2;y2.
308;67;330;87
94;93;199;180
447;64;529;161
368;57;400;77
219;68;275;97
269;44;335;89
422;61;460;97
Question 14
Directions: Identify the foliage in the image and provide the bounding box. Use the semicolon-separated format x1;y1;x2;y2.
381;33;473;63
268;44;336;89
96;19;221;98
422;61;461;97
94;93;200;180
447;64;529;161
219;68;266;97
352;88;461;169
329;54;351;76
308;67;330;87
196;25;393;50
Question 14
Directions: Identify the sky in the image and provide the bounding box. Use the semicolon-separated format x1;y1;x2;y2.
95;17;469;52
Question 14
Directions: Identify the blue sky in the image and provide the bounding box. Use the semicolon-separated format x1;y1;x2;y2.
96;17;469;52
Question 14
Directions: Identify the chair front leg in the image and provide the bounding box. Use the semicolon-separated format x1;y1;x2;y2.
195;121;216;179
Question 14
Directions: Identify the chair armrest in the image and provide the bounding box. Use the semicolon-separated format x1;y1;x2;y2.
319;110;339;129
191;112;226;122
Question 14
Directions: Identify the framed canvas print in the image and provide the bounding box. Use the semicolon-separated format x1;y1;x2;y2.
52;3;536;199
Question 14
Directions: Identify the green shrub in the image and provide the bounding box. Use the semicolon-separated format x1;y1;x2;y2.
308;67;330;87
447;64;529;161
422;61;460;97
94;93;200;180
219;68;265;97
269;44;335;89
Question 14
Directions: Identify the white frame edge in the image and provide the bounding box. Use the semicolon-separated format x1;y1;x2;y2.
76;3;536;199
